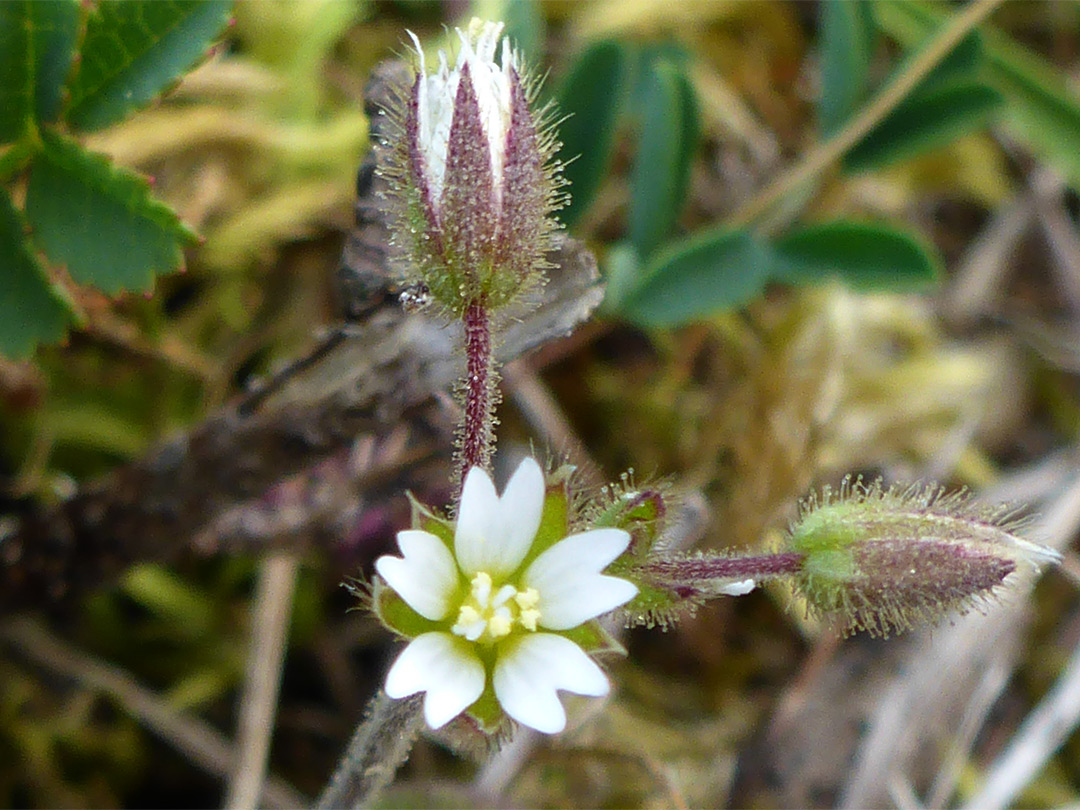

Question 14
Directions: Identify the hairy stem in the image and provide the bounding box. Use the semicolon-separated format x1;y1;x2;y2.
314;691;423;810
643;551;805;584
459;298;497;482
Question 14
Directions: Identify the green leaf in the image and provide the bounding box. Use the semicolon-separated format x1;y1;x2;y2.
555;39;631;228
25;132;197;293
844;80;1002;171
0;0;81;142
875;0;1080;189
628;56;699;259
66;0;233;132
470;0;545;62
818;0;876;135
618;228;769;327
0;187;74;359
770;221;940;291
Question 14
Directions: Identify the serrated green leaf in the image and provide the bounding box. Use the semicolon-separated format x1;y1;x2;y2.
819;0;876;135
66;0;232;132
619;228;768;327
0;187;74;359
844;80;1002;171
556;38;631;228
770;221;940;291
628;57;699;259
25;132;197;293
0;0;80;142
875;0;1080;189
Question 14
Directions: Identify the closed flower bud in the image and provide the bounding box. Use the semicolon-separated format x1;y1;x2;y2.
380;19;564;315
788;480;1061;637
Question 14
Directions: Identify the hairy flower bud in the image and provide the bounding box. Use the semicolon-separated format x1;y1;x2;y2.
788;480;1060;637
379;19;564;315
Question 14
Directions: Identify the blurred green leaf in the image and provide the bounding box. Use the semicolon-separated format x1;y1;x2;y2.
470;0;545;62
0;0;80;142
628;56;699;259
818;0;876;135
601;241;643;313
619;228;768;327
844;81;1001;171
121;564;216;640
25;133;197;293
771;220;940;291
66;0;232;132
556;38;630;228
0;188;74;359
875;0;1080;189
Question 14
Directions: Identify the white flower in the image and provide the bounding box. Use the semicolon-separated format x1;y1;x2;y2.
375;458;638;734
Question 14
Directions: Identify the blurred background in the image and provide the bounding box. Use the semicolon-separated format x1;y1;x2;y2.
3;0;1080;807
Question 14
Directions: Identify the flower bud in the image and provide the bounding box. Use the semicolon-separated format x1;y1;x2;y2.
380;19;564;315
788;480;1060;637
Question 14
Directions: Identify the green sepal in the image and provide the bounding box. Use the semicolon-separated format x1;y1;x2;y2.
464;679;504;731
559;619;625;657
516;466;572;571
617;581;697;630
593;488;666;559
407;491;455;550
372;578;442;639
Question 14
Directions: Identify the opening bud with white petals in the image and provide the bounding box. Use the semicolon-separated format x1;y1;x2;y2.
378;18;565;316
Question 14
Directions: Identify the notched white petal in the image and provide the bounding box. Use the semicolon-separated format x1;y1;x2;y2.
494;457;546;575
455;466;499;575
523;528;636;629
493;634;610;734
536;574;638;631
385;633;485;729
375;530;458;621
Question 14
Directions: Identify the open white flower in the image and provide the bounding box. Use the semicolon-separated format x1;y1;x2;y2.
374;458;638;734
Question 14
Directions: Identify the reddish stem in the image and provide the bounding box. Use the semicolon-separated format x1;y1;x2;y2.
460;299;494;484
642;552;805;583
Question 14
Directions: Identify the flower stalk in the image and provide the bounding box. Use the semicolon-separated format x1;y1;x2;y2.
460;297;496;481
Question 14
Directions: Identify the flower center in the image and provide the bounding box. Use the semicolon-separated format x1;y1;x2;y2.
451;571;541;643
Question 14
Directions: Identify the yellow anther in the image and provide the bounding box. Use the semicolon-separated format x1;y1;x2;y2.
488;614;512;637
514;588;539;610
519;608;540;631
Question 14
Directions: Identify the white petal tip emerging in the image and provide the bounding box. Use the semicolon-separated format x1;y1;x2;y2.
718;578;757;597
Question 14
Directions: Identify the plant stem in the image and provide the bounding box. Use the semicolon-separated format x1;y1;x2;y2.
460;298;496;482
314;691;423;810
643;551;804;584
729;0;1008;228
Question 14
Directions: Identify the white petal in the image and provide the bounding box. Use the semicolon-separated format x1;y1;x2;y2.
493;634;609;734
384;633;486;729
523;528;637;630
454;466;500;576
375;530;458;621
718;578;756;596
492;457;545;575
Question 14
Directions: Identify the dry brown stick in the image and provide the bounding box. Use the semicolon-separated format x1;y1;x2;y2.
223;553;299;810
1;616;308;810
